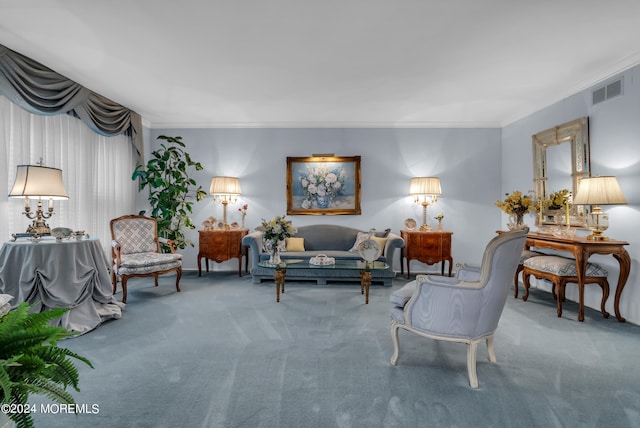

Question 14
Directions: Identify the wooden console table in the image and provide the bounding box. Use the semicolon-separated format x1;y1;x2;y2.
525;232;630;322
198;229;249;277
400;230;453;278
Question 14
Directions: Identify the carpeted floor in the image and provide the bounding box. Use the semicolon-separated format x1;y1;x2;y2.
30;271;640;428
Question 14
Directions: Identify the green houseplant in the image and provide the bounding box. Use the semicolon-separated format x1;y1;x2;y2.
132;135;207;250
0;302;93;428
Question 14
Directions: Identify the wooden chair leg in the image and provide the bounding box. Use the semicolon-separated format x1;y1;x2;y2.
522;271;531;301
514;265;523;298
121;276;129;304
175;268;182;292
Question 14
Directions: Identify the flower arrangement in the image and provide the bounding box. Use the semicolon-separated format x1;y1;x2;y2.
298;165;347;209
238;204;248;227
434;212;444;222
260;215;297;244
547;189;571;210
495;191;533;217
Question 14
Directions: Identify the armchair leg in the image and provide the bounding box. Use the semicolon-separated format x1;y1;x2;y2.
154;274;159;287
175;267;182;292
390;322;400;366
467;340;479;389
486;335;496;363
121;277;129;304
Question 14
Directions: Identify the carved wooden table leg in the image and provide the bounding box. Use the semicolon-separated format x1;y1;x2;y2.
360;270;372;304
274;269;286;302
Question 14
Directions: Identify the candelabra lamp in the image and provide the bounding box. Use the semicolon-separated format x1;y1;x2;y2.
210;176;241;229
8;164;69;234
572;176;627;241
409;177;442;231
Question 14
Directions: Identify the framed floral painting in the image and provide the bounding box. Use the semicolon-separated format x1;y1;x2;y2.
286;155;361;215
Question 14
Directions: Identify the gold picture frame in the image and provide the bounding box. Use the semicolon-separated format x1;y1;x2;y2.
286;155;361;215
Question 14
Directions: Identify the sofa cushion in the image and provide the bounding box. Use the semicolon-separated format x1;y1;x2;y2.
374;228;391;238
371;236;387;254
349;232;370;251
286;237;305;252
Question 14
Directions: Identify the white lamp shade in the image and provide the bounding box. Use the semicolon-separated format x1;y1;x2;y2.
8;165;68;199
210;176;241;196
573;176;627;205
409;177;442;196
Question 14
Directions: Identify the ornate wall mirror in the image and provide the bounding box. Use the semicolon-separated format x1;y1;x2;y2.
532;117;590;227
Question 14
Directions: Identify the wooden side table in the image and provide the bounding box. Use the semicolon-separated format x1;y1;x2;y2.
198;229;249;277
400;229;453;278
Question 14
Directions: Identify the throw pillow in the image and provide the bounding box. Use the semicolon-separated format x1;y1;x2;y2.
373;228;391;238
285;237;305;252
349;232;370;252
371;236;388;257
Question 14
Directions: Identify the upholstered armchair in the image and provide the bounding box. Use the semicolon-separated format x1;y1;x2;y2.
389;229;528;388
110;215;182;303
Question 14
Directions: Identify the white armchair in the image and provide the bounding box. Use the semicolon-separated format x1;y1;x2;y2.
110;215;182;303
389;229;528;388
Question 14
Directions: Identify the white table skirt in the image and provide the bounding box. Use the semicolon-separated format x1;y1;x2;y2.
0;237;123;334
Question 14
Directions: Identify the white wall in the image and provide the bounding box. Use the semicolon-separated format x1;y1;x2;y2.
502;65;640;324
142;127;503;275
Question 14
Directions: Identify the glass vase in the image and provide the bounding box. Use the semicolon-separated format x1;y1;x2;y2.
507;214;526;231
269;243;281;265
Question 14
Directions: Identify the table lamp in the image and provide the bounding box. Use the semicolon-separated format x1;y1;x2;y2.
572;176;627;240
409;177;441;231
8;164;69;234
210;176;241;229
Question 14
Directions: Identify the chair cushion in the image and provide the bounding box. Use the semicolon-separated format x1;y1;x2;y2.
390;281;417;308
118;251;182;267
115;252;182;275
523;255;608;277
520;250;544;263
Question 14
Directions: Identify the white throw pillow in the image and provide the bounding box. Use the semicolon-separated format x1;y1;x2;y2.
349;232;371;252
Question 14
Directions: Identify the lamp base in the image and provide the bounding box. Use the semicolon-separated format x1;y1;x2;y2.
586;231;608;241
27;219;51;235
419;224;433;232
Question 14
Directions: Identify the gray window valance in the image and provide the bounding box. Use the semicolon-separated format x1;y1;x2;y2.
0;44;142;156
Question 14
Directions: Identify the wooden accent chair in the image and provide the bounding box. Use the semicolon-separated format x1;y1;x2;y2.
110;215;182;303
389;229;528;388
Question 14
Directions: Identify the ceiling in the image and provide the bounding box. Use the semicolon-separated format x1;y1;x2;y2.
2;0;640;129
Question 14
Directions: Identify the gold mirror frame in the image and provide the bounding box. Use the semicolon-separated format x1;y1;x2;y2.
532;117;590;227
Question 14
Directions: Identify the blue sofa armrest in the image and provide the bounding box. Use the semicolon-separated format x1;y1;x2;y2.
384;232;405;272
242;231;263;270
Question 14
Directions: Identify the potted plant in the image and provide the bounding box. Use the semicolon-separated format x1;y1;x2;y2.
132;135;207;250
0;301;92;428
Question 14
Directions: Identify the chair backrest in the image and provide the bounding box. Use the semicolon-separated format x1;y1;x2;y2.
475;229;529;336
110;215;159;255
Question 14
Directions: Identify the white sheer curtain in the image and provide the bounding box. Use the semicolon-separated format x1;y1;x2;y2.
0;96;137;255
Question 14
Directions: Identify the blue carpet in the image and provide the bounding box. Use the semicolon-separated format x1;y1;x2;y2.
30;271;640;428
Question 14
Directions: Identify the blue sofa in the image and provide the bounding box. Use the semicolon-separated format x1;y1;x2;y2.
242;224;404;286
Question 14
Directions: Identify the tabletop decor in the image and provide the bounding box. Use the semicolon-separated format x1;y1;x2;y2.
495;190;533;230
286;155;361;215
238;204;248;228
260;215;297;264
434;212;444;230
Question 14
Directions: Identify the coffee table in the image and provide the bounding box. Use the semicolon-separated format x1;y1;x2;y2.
257;259;390;304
